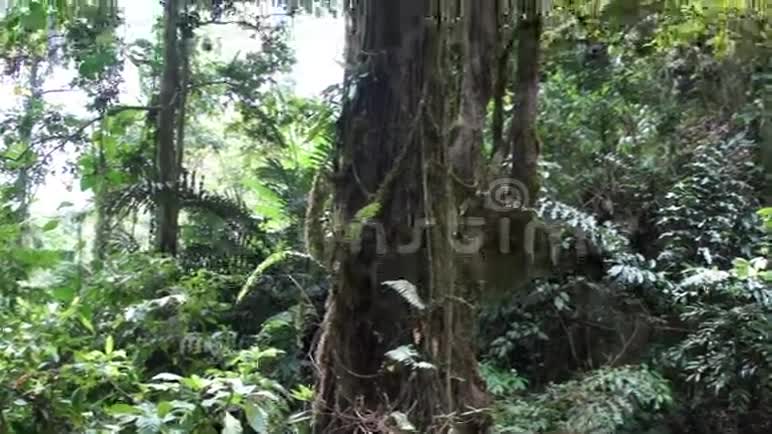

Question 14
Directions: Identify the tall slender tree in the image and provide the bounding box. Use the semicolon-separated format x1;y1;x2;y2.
14;58;42;244
155;0;182;255
509;0;543;197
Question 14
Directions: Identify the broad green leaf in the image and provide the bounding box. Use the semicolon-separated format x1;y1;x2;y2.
346;201;382;242
156;401;173;418
222;412;243;434
51;286;76;303
107;403;141;415
354;201;381;222
757;208;772;218
181;375;208;390
244;402;267;433
42;219;59;231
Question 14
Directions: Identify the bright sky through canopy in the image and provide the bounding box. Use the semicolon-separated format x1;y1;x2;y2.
16;0;344;216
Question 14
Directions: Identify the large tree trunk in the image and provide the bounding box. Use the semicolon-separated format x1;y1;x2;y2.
312;1;499;432
155;0;181;255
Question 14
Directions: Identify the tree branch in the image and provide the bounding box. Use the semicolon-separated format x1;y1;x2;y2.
1;105;156;164
196;14;290;30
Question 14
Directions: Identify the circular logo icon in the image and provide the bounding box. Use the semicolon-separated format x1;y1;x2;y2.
485;178;529;212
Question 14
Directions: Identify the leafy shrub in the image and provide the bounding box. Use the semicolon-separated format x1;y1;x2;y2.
0;252;302;433
660;209;771;433
494;365;672;434
655;132;761;272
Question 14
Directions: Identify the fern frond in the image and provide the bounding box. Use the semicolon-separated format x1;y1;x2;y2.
382;280;426;311
384;345;435;371
237;251;324;302
346;201;382;243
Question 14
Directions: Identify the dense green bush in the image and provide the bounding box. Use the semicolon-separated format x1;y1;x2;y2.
0;252;312;433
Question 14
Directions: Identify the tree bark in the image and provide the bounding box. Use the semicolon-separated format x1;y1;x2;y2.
312;1;497;432
176;0;191;171
491;24;516;159
509;4;543;200
449;0;498;184
155;0;181;255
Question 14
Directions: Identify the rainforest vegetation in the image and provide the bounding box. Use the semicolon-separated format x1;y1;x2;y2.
0;0;770;433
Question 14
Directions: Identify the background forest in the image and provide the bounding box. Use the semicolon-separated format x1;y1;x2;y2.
0;0;770;433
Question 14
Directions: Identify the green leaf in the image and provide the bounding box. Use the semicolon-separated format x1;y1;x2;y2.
42;219;59;231
181;375;208;391
80;173;97;191
243;178;290;224
757;208;772;218
107;403;141;415
78;50;115;79
156;401;173;418
347;201;382;241
290;385;314;402
237;251;320;302
222;412;243;434
761;271;772;282
733;258;751;278
244;402;267;433
52;286;76;303
79;313;95;333
354;202;381;221
21;2;47;32
105;335;114;355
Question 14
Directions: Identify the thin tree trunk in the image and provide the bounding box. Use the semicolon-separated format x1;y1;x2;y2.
14;58;43;245
176;0;191;171
155;0;181;255
491;25;516;158
93;119;109;262
509;4;543;199
450;0;498;185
